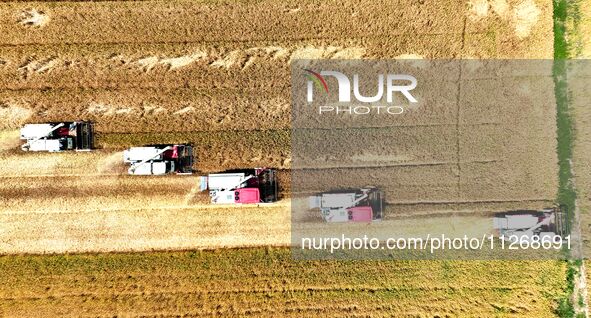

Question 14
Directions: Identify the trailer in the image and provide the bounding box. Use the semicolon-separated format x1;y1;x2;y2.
493;207;568;241
20;121;94;152
309;187;384;222
201;168;278;204
123;144;193;175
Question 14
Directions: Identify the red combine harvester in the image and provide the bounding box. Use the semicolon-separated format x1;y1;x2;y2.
123;144;193;175
20;121;94;152
201;168;278;204
493;207;568;241
309;187;384;222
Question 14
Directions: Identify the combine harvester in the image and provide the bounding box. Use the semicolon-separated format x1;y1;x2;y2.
200;168;278;204
123;144;193;175
493;207;568;241
20;121;94;152
309;187;384;222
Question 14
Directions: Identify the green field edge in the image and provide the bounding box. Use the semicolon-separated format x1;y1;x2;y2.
553;0;582;316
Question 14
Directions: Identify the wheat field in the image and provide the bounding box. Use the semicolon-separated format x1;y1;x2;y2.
0;0;568;316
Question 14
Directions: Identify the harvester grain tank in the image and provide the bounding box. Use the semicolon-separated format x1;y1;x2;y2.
309;187;384;222
20;121;94;152
123;144;193;175
201;168;278;204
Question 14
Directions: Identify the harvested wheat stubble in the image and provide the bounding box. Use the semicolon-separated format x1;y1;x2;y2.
0;149;129;176
0;175;198;213
0;250;568;317
0;203;291;254
0;198;556;255
0;129;20;151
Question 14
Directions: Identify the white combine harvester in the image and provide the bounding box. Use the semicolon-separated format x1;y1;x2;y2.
493;207;567;241
309;187;384;222
200;168;278;204
123;144;193;175
20;121;94;152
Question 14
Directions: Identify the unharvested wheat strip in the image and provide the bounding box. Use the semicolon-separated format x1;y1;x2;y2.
0;35;472;90
0;1;465;45
566;72;591;255
292;164;553;203
0;294;539;318
0;87;463;132
0;3;553;59
0;88;291;132
0;249;567;316
0;206;494;254
9;284;534;300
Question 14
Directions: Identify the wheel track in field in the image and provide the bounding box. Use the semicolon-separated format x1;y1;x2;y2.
0;284;529;302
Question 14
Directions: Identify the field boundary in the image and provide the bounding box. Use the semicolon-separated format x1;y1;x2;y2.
553;0;585;316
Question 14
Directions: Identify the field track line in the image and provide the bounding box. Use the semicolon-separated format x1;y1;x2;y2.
0;173;122;178
0;284;525;302
291;159;498;170
0;33;478;47
385;198;555;205
0;201;291;215
0;198;554;215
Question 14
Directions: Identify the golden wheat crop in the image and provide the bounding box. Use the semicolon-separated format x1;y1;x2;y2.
0;249;568;317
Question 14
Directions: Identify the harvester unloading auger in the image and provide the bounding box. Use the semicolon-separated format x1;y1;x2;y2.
20;121;94;152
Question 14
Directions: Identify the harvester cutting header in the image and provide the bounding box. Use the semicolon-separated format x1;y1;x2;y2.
123;144;193;175
20;121;94;152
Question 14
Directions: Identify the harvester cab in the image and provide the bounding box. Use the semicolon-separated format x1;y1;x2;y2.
20;121;94;152
201;168;278;204
123;144;193;175
309;187;384;222
493;207;568;241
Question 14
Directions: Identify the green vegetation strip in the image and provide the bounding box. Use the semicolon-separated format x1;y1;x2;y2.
553;0;581;316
